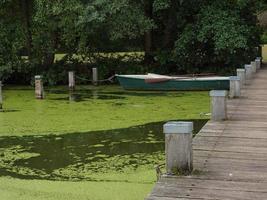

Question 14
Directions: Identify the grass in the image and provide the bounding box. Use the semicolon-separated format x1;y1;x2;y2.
0;85;210;200
22;52;145;63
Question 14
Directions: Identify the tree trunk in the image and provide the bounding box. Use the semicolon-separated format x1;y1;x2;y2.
19;0;33;59
144;0;154;64
43;31;58;68
43;53;55;68
162;0;178;50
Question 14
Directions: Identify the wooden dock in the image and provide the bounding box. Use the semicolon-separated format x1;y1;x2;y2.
147;65;267;200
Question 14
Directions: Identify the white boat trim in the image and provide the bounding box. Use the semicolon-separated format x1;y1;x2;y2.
116;74;229;81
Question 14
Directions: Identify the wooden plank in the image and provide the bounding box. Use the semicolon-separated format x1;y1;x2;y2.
157;177;267;191
199;129;267;137
149;184;267;200
193;150;267;161
147;197;202;200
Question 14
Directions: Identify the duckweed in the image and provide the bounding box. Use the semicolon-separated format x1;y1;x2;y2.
0;85;209;200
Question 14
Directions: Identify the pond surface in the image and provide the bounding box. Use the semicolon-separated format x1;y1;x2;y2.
0;86;209;136
0;119;207;181
0;86;209;200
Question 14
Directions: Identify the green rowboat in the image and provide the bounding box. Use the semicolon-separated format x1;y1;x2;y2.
116;73;230;91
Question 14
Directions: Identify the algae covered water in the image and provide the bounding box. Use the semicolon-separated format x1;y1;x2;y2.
0;86;209;200
0;120;207;181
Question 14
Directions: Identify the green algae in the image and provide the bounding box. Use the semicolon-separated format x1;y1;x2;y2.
0;85;210;200
0;85;209;136
0;121;207;180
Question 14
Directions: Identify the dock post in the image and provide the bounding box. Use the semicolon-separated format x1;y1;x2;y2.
236;69;245;87
69;90;75;102
245;64;252;84
256;57;262;64
68;71;75;90
210;90;227;121
92;68;98;86
0;81;2;109
163;121;193;175
35;75;44;99
251;61;257;73
229;76;241;98
255;57;261;70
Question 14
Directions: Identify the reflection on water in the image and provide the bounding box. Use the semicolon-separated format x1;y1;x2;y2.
0;109;20;113
47;88;185;102
50;90;126;102
0;120;207;181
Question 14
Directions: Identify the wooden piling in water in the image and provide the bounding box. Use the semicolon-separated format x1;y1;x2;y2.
210;90;227;121
163;121;193;175
229;76;241;98
68;71;75;90
92;68;98;86
35;75;44;99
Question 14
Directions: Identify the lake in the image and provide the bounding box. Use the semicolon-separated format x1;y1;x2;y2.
0;85;209;200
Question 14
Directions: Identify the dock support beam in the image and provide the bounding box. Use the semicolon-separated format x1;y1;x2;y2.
92;68;98;86
245;64;252;84
251;61;257;73
236;69;245;87
255;57;261;70
164;121;193;175
35;75;44;99
229;76;241;98
68;71;75;90
0;81;2;109
210;90;227;121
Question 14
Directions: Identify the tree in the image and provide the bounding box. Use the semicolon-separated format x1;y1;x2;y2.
0;0;263;83
0;0;26;80
33;0;83;68
172;0;261;73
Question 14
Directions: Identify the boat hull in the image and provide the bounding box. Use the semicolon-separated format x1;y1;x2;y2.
116;76;230;91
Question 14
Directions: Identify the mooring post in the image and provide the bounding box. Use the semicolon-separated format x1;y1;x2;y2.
251;61;257;73
69;90;75;102
245;64;252;84
163;121;193;175
0;81;3;109
92;67;98;86
210;90;228;121
68;71;75;90
236;68;245;87
35;75;44;99
255;57;261;70
256;56;262;64
229;76;241;98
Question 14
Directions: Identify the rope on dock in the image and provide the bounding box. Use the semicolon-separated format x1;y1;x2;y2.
75;75;116;83
155;163;165;181
199;112;211;117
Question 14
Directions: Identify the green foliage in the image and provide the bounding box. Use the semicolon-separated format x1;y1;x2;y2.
261;32;267;44
77;0;153;53
0;0;26;80
153;0;170;12
173;0;261;74
0;0;263;84
32;0;83;65
255;0;267;12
